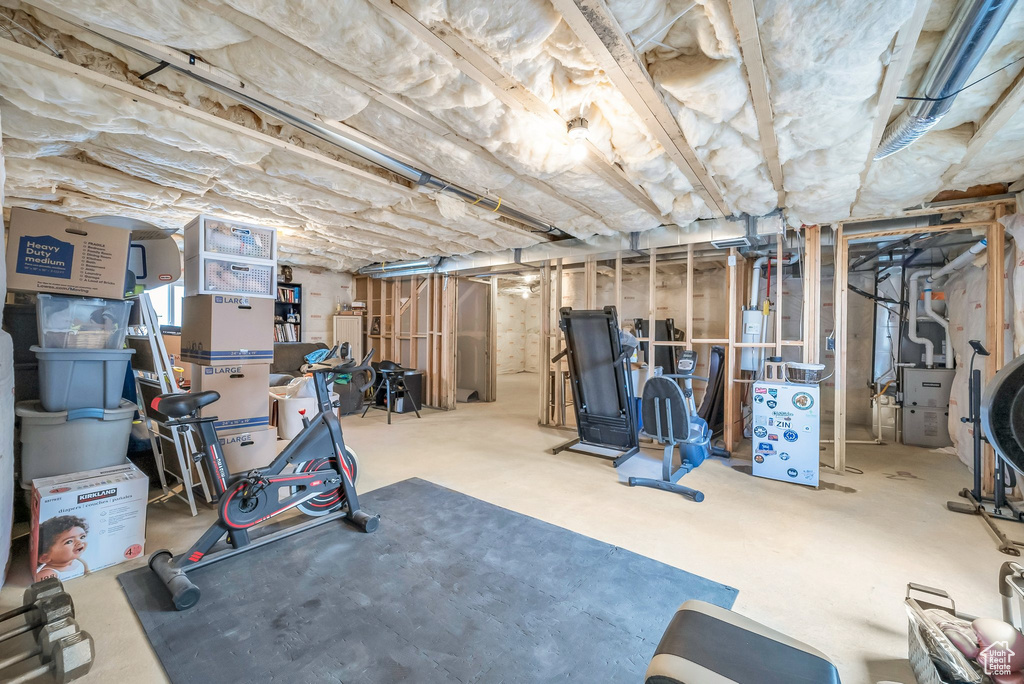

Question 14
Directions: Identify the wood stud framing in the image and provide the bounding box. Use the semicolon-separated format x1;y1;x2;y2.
357;274;457;410
831;201;1014;479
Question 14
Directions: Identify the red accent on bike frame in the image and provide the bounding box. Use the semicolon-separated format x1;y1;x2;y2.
221;473;322;528
336;448;354;482
188;551;204;562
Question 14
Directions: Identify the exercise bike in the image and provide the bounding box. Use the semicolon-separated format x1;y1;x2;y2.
148;346;379;610
628;349;729;501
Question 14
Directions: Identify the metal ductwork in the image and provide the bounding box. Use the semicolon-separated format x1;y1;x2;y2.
874;0;1018;160
357;257;441;277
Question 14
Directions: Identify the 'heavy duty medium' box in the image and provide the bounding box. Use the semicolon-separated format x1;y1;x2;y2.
6;208;132;300
191;363;270;432
180;294;274;366
30;463;148;582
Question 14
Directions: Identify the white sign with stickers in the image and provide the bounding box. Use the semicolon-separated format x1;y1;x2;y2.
751;381;820;487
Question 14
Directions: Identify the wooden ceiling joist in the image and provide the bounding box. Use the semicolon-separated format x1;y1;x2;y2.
549;0;728;216
943;68;1024;184
364;0;662;217
183;0;611;223
728;0;784;201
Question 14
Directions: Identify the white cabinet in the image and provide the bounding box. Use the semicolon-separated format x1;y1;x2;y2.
333;316;363;361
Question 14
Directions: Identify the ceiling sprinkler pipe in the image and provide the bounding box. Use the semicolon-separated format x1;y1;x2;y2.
875;0;1018;160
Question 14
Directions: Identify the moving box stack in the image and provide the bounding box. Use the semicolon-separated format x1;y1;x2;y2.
5;208;150;582
5;209;139;494
180;215;279;473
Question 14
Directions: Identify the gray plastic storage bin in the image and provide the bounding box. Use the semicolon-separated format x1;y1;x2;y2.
16;399;134;487
31;346;135;411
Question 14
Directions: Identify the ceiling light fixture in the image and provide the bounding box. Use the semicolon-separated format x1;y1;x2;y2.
567;116;589;163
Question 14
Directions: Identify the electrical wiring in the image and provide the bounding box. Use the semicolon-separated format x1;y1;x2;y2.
896;54;1024;102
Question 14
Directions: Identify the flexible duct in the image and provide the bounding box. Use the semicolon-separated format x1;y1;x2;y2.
874;0;1018;160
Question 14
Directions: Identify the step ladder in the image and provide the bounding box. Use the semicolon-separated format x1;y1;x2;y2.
127;292;211;516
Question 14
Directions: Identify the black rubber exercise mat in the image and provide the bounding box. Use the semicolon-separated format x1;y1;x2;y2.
120;478;737;683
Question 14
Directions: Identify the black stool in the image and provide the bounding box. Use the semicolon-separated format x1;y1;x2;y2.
361;361;421;424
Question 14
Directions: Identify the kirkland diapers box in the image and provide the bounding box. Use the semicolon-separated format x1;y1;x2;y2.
30;463;148;582
6;208;132;300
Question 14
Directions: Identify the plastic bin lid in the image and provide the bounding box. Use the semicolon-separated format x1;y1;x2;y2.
30;345;135;358
15;399;137;422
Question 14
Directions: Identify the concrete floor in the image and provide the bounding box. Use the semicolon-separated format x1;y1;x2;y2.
1;371;1013;683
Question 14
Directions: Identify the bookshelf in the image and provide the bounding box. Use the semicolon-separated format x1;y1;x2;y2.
275;282;302;342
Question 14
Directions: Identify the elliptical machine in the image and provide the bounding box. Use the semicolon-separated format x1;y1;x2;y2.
947;340;1024;556
148;347;379;610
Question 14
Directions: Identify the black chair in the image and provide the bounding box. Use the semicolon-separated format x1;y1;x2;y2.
361;360;421;424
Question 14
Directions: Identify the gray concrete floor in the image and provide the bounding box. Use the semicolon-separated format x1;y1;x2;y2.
1;372;1012;683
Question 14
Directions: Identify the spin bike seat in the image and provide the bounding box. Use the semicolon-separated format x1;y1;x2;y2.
152;391;220;418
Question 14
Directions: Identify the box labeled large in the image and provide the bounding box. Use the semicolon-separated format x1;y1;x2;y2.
31;463;148;582
180;295;274;365
191;363;270;432
217;426;278;473
6;208;131;299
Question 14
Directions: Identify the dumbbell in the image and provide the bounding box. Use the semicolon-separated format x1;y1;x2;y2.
0;579;65;625
0;631;94;684
0;594;74;644
0;617;79;670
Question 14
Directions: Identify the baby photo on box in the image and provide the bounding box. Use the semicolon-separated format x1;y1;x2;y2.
31;463;149;582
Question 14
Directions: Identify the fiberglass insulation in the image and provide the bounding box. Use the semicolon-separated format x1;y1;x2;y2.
853;2;1024;216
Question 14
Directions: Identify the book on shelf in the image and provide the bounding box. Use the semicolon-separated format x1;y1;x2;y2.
276;286;300;303
274;322;300;342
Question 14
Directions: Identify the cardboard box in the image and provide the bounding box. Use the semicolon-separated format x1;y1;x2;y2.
6;208;132;299
31;463;148;582
180;295;274;366
191;363;270;432
217;426;279;473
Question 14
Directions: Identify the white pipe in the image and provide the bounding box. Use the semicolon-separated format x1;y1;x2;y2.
926;239;987;283
909;270;935;367
922;287;953;368
749;251;800;370
920;239;987;369
749;252;800;308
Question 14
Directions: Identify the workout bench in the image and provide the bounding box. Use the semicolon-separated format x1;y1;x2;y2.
646;601;841;683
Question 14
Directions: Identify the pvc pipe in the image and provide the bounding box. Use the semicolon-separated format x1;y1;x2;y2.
909;270;935;367
920;239;987;368
922;286;953;368
749;252;800;307
926;239;987;283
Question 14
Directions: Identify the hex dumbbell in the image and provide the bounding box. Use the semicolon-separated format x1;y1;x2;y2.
0;594;74;644
0;579;65;625
0;617;80;670
1;631;94;684
19;579;64;608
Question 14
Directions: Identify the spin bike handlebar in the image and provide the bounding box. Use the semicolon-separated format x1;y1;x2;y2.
301;348;377;393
